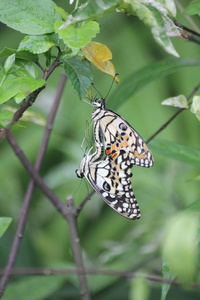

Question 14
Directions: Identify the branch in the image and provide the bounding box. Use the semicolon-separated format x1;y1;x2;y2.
5;129;66;217
0;73;67;297
175;0;200;34
1;267;200;289
4;130;90;299
146;81;200;144
66;196;91;300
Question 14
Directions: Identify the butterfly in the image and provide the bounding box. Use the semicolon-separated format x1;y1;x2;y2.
76;142;141;219
92;98;154;168
76;98;154;220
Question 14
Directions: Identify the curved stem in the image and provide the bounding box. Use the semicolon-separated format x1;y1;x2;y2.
0;73;67;297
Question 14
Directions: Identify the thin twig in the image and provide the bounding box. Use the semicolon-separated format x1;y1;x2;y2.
0;73;67;297
175;0;200;34
66;196;91;300
5;129;66;217
175;22;200;38
146;81;200;144
1;267;200;289
4;130;90;299
76;190;94;216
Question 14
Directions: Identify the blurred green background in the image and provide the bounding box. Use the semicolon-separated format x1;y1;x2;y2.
0;1;200;299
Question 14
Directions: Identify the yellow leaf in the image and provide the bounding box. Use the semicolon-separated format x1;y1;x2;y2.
82;41;119;84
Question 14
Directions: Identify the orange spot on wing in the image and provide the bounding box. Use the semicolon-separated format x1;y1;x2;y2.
111;152;118;159
106;148;111;156
134;150;147;159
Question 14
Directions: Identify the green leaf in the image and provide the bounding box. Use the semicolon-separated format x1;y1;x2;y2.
0;48;38;62
59;0;118;28
15;60;38;78
0;110;13;128
161;261;176;300
184;1;200;15
190;96;200;121
64;58;93;98
0;0;61;35
0;76;45;104
55;20;100;54
108;58;200;110
55;6;68;20
124;0;179;57
0;217;12;238
18;35;58;54
150;139;200;166
14;78;46;104
161;94;189;108
3;276;65;300
162;212;198;283
3;54;16;74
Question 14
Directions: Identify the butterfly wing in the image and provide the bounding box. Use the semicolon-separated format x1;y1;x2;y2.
93;109;154;168
85;155;141;220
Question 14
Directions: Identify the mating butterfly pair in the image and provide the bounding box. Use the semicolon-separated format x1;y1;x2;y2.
76;98;154;220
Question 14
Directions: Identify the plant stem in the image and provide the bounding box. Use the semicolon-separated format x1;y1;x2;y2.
146;81;200;144
0;73;67;297
66;196;91;300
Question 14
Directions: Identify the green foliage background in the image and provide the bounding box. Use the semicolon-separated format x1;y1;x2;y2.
0;0;200;299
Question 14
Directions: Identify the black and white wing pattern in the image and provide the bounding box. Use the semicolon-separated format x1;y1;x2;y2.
92;98;154;167
76;150;141;220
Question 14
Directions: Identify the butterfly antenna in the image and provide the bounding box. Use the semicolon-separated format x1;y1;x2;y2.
91;82;104;99
104;73;119;99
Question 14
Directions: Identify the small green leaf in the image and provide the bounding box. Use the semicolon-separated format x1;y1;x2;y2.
0;110;13;128
0;217;12;238
109;58;200;110
162;212;198;283
0;48;38;62
64;58;93;98
124;0;179;57
14;78;46;104
0;76;45;104
184;1;200;15
3;54;16;74
161;261;176;300
161;94;189;108
59;0;118;28
55;6;68;20
55;20;100;54
150;139;200;166
0;0;61;35
18;35;57;54
190;96;200;121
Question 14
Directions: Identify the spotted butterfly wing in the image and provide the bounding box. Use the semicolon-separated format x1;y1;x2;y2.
76;150;141;220
92;98;154;167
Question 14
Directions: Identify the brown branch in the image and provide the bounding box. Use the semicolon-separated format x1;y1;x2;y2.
66;196;90;299
146;81;200;144
0;73;67;298
175;0;200;34
0;267;200;289
4;130;90;298
5;129;67;217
